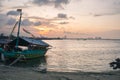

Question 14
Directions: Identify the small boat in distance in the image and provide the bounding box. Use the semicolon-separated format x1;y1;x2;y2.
0;9;50;61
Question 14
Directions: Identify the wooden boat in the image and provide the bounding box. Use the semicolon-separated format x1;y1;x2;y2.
0;37;49;59
0;9;50;61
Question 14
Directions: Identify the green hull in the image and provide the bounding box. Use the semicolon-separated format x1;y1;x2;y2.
1;49;48;59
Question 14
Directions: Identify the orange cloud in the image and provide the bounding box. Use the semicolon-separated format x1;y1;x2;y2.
33;26;49;35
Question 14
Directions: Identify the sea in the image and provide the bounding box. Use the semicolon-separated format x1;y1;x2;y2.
44;39;120;72
3;39;120;72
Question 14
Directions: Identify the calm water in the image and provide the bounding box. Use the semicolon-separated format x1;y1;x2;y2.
4;40;120;72
44;40;120;72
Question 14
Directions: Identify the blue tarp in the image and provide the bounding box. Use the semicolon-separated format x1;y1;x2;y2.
8;37;49;47
22;37;49;47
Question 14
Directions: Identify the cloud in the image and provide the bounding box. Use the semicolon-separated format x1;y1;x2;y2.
41;21;56;28
1;12;72;29
0;0;3;7
24;16;51;22
0;14;8;27
7;10;19;16
24;13;74;22
0;13;17;27
23;16;57;27
23;13;74;27
59;22;69;24
21;19;33;26
89;0;120;17
57;13;67;19
11;5;30;9
93;12;120;17
32;0;50;6
54;0;70;8
22;17;55;27
113;0;120;5
56;13;75;20
34;21;41;26
69;16;75;19
32;0;70;9
7;18;16;25
0;0;3;12
0;14;42;27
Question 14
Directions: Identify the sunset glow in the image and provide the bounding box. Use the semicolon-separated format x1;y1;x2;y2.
0;0;120;39
34;27;49;35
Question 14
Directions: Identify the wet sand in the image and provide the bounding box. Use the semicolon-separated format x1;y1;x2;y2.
0;65;120;80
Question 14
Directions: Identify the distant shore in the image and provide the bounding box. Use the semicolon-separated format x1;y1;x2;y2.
1;35;120;40
0;65;120;80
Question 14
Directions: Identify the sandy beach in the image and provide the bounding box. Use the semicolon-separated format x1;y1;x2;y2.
0;65;120;80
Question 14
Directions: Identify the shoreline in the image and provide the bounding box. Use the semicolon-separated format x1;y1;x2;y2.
0;65;120;80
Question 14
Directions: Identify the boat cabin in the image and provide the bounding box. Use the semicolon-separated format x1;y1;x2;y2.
5;37;49;51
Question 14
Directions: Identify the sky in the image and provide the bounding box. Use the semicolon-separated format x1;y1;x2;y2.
0;0;120;39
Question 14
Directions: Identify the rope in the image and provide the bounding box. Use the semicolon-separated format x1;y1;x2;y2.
9;55;25;66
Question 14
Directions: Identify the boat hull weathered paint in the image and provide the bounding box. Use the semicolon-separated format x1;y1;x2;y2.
1;49;48;59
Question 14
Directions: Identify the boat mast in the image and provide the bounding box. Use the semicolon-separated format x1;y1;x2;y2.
16;9;22;48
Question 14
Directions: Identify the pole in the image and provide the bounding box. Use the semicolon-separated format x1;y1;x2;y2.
16;9;22;48
9;21;18;39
